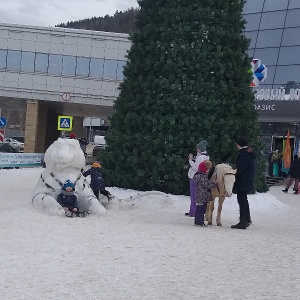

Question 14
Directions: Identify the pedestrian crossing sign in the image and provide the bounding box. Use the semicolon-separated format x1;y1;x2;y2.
58;115;73;131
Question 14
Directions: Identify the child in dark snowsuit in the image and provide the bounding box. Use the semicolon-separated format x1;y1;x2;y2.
193;160;218;226
57;180;79;217
83;162;112;201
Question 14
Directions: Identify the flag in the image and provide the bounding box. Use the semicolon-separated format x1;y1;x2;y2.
283;130;291;168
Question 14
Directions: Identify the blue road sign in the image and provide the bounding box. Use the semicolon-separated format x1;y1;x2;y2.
0;117;7;127
57;116;73;131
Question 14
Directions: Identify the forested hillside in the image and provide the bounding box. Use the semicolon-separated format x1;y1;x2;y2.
57;8;139;34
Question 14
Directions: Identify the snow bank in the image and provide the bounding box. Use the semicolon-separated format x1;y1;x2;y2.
107;187;284;213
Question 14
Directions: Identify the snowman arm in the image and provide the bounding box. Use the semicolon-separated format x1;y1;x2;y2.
32;192;51;204
40;173;56;192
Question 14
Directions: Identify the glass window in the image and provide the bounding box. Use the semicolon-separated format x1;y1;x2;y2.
244;13;261;31
48;54;63;74
76;57;90;77
263;0;289;12
282;28;300;46
103;59;117;80
260;11;286;30
0;49;7;69
256;29;283;48
285;9;300;28
248;49;254;59
117;61;126;80
7;50;21;71
89;58;104;78
243;0;264;14
254;48;279;66
244;31;258;48
35;53;48;73
277;46;300;65
62;55;76;76
274;65;300;85
289;0;300;9
21;51;35;72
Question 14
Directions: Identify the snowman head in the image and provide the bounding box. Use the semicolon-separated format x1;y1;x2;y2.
44;138;85;172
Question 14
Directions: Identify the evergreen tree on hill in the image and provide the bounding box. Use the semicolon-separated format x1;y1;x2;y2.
57;8;138;34
102;0;268;194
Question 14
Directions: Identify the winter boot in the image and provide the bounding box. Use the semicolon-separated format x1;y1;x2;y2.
65;211;73;217
231;214;247;229
231;222;247;229
77;210;90;217
107;193;113;201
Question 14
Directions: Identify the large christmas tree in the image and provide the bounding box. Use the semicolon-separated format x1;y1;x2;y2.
102;0;268;194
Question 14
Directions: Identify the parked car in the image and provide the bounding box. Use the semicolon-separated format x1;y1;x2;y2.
94;135;106;148
5;138;24;152
92;135;106;160
0;143;18;153
11;136;24;143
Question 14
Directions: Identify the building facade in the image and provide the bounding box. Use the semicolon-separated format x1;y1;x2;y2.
0;23;130;151
244;0;300;148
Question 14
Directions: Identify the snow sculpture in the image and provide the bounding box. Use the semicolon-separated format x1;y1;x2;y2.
32;138;106;216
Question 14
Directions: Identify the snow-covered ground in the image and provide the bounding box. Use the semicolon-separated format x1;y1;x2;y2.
0;168;299;300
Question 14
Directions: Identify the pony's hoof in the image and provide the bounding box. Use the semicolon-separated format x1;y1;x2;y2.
208;222;212;226
217;223;222;227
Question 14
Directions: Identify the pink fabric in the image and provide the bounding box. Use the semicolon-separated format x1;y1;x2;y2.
198;161;208;173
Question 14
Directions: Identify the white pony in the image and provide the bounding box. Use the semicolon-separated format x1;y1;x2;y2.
32;138;106;216
206;163;236;226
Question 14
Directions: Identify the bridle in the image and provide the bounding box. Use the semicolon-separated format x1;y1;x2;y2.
216;169;236;197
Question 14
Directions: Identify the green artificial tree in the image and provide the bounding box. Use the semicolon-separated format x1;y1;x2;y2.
102;0;268;194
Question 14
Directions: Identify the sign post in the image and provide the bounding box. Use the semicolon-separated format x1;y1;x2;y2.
57;115;73;137
0;129;4;142
0;117;7;127
0;117;7;142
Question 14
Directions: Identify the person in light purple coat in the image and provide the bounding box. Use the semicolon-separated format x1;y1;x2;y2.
185;140;209;217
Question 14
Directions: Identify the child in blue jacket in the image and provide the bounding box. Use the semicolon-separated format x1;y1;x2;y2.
57;180;79;217
83;162;112;201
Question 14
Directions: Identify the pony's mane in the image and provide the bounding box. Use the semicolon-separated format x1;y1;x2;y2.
214;163;233;183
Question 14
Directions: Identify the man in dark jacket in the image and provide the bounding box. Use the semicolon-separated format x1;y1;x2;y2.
231;137;256;229
282;155;300;194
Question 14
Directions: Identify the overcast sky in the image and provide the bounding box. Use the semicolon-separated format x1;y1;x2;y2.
0;0;139;27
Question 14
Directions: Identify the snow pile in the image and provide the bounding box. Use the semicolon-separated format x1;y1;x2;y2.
220;192;285;212
108;187;284;213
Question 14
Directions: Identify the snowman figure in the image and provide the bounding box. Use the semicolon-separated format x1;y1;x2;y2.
32;138;106;216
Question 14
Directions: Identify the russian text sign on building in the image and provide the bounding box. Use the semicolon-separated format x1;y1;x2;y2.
249;59;268;87
57;116;73;131
254;88;300;101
